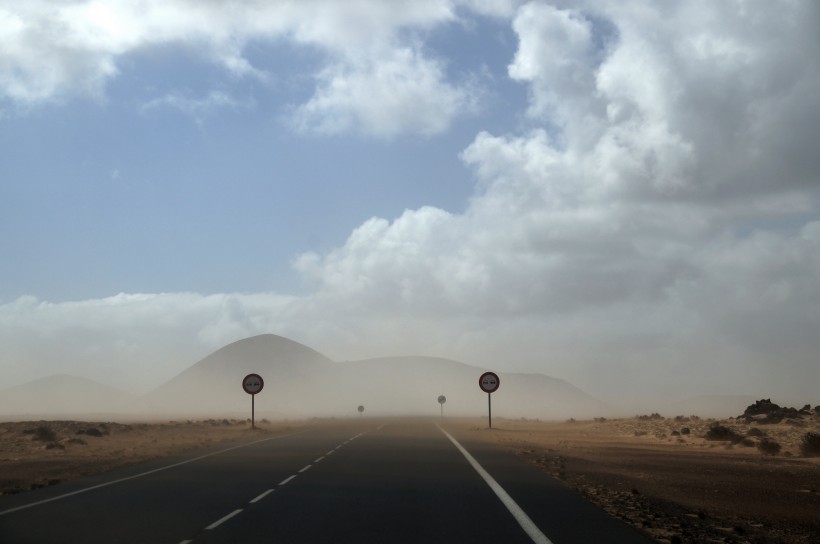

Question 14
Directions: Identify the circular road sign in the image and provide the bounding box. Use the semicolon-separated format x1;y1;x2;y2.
242;373;264;395
438;395;447;404
479;371;500;393
358;405;364;413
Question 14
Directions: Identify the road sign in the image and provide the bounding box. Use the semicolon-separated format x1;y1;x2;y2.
242;373;264;429
358;405;364;416
479;372;500;429
479;372;500;393
242;373;264;395
438;395;446;404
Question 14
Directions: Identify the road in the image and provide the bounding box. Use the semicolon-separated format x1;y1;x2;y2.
0;419;652;543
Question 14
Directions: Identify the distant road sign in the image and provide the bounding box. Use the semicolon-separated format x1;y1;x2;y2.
358;405;364;416
438;395;446;404
479;372;500;393
242;373;264;395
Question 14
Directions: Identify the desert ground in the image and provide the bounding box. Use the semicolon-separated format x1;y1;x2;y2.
0;418;304;496
466;409;820;544
2;408;819;544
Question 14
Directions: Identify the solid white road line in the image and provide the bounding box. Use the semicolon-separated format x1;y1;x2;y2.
298;464;312;473
0;429;309;517
436;424;555;544
249;489;274;504
205;509;243;530
279;475;297;486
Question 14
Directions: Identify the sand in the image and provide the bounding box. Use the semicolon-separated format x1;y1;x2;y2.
464;415;820;544
0;418;302;495
2;415;819;543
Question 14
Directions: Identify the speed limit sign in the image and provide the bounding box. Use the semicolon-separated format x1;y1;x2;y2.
479;372;500;393
242;373;264;428
479;371;500;428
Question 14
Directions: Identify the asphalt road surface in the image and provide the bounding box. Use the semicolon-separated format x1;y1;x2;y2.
0;419;653;543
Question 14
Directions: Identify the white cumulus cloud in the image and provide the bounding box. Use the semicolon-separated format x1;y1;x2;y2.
0;0;478;137
2;1;819;405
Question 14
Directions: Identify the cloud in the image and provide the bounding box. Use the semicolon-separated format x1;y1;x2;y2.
0;292;301;392
291;47;479;138
0;0;477;136
287;1;820;398
140;89;251;122
2;2;819;404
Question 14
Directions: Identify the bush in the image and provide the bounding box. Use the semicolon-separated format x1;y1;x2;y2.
705;424;742;442
758;438;781;456
746;427;766;437
800;432;820;457
636;413;664;420
32;426;56;442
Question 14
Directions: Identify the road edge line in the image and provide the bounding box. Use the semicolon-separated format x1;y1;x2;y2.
436;424;554;544
0;429;309;517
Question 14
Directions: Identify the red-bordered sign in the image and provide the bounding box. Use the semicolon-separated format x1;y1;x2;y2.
479;371;500;393
242;373;264;395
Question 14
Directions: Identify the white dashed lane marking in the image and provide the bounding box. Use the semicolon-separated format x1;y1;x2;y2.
181;429;372;541
249;489;274;504
205;509;243;530
279;475;297;486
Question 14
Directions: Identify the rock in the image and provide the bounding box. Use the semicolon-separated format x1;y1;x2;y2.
738;399;805;424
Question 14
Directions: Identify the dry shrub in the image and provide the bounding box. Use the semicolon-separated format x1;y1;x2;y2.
704;424;742;443
800;432;820;457
32;426;57;442
757;438;781;456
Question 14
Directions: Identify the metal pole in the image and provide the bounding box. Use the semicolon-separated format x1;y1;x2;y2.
440;404;443;418
252;394;255;429
488;393;492;429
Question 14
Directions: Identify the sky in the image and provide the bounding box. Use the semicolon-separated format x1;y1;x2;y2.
1;0;819;406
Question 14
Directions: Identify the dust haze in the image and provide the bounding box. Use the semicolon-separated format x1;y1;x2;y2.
0;334;797;422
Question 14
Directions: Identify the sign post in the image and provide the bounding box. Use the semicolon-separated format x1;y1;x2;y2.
242;373;264;429
358;405;364;416
478;372;500;429
437;395;446;418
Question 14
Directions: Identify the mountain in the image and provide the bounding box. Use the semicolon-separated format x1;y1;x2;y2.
2;334;606;420
0;374;133;419
332;356;605;419
139;334;336;415
139;336;605;419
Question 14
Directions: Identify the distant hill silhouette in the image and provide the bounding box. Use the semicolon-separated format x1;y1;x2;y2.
333;356;604;419
139;335;605;419
1;334;606;419
140;334;335;415
0;374;132;419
